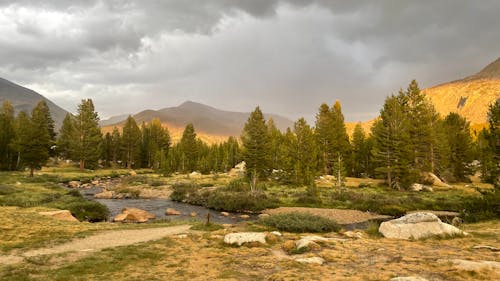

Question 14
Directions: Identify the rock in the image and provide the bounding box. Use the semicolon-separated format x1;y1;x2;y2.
239;214;250;219
258;213;270;219
166;208;181;216
295;257;325;265
421;172;451;188
228;161;246;176
296;236;330;250
189;171;202;178
223;232;267;246
472;245;500;252
68;181;81;188
410;183;424;191
94;190;114;199
114;208;155;223
379;212;465;240
451;217;463;227
422;186;434;192
91;180;99;185
222;224;233;228
129;170;137;176
38;210;79;222
270;231;282;237
390;277;429;281
282;240;296;252
221;212;230;217
190;212;197;217
265;233;280;244
177;234;188;239
446;259;500;273
343;231;364;239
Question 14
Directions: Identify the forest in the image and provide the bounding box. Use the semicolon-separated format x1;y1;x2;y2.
0;80;498;190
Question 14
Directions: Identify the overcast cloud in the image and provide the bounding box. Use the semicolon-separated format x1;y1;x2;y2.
0;0;499;121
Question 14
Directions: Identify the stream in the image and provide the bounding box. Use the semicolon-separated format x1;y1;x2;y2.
78;187;257;224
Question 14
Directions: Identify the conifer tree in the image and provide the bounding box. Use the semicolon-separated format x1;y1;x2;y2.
179;123;198;172
315;103;333;175
267;118;283;170
292;118;318;185
0;101;15;170
17;101;52;176
241;107;271;190
330;100;351;165
57;113;75;160
73;99;102;170
442;113;473;182
121;115;142;169
111;127;121;165
145;118;171;170
351;123;368;177
12;111;31;170
371;93;412;189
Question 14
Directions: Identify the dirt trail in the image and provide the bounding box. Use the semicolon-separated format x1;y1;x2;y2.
0;225;191;265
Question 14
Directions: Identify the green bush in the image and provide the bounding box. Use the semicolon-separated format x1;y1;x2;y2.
206;191;278;212
461;190;500;222
170;183;201;202
259;212;340;233
56;201;110;222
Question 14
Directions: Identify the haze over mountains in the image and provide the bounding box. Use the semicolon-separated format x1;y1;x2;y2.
101;101;294;140
0;77;69;128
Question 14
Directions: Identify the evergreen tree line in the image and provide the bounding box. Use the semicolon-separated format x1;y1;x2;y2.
240;80;499;189
0;80;498;188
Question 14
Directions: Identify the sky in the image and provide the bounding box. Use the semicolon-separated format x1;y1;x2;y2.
0;0;499;122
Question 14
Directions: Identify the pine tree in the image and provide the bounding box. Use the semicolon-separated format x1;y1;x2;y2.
315;103;333;175
0;101;15;170
73;99;102;170
351;123;367;177
18;101;52;176
442;113;473;182
102;132;113;167
241;107;271;190
371;93;412;189
292;118;318;185
486;100;500;187
145;118;171;170
179;123;198;172
12;111;31;171
57;113;75;160
267;118;283;170
111;127;121;165
121;115;142;169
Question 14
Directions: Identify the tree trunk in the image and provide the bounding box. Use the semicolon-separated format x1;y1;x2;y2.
30;167;34;177
80;159;84;171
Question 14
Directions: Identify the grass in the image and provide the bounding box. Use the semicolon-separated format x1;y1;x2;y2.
190;222;224;231
259;212;340;233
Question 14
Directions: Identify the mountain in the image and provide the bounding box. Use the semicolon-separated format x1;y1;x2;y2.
101;101;294;143
0;77;69;128
422;57;500;125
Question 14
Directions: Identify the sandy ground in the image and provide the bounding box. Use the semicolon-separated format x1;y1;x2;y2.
263;207;392;224
0;225;191;265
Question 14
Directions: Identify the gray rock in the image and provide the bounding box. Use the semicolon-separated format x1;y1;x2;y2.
379;212;465;240
295;257;325;265
446;259;500;273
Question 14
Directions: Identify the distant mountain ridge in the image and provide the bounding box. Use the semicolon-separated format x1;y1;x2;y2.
0;77;69;128
101;101;294;138
423;57;500;125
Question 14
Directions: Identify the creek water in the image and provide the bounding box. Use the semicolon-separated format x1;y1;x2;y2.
79;187;256;224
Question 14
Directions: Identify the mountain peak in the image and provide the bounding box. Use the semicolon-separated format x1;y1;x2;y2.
178;100;214;110
463;57;500;81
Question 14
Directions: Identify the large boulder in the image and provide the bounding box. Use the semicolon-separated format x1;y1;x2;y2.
114;208;155;223
38;210;79;222
421;172;451;188
379;212;465;240
228;161;246;177
223;232;267;246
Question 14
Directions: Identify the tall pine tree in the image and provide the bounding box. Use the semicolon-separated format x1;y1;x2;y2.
73;99;102;170
121;115;142;169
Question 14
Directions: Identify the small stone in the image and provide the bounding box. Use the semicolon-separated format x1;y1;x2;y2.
129;170;137;176
68;181;81;188
239;214;250;219
451;217;463;227
343;231;364;239
295;257;325;265
177;234;188;239
166;208;181;216
270;231;282;236
258;213;270;219
221;212;230;217
190;212;197;217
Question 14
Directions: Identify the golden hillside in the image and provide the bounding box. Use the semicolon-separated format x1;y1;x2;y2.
101;122;231;145
423;79;500;124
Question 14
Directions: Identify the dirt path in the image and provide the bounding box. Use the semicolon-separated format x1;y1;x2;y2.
0;225;191;265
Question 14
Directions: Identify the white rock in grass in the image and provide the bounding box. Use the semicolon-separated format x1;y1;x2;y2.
223;232;267;246
295;257;325;265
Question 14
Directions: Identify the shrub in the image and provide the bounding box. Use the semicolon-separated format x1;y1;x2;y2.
461;190;500;222
170;183;201;202
191;222;224;231
206;191;278;212
61;201;110;222
259;212;340;233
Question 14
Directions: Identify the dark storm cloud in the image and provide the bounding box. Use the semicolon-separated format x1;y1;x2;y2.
0;0;498;121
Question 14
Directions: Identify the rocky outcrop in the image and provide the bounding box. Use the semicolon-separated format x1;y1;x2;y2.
379;212;465;240
421;172;451;188
114;208;155;223
38;210;79;222
410;183;433;192
223;232;267;246
445;259;500;273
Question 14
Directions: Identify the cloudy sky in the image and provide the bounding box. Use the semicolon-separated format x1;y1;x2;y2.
0;0;499;121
